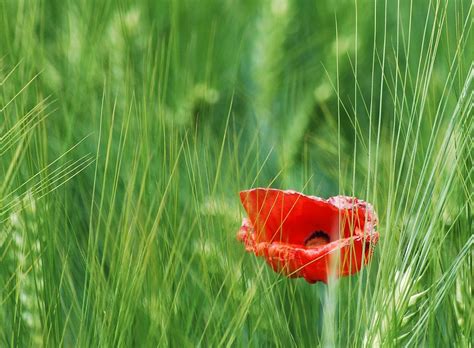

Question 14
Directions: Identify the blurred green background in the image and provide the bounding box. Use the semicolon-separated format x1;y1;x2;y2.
1;0;472;346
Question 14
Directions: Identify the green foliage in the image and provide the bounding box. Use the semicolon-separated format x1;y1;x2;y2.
1;0;472;346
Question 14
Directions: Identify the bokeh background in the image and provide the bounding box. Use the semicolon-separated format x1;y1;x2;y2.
1;0;472;346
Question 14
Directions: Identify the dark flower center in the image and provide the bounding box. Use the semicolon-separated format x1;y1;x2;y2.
305;231;330;247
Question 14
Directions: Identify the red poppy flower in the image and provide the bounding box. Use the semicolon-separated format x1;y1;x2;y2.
237;188;379;283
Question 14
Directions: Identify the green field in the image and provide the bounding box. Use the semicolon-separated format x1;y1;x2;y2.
1;0;472;346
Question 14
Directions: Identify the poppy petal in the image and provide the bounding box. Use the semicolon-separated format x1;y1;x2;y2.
240;188;377;245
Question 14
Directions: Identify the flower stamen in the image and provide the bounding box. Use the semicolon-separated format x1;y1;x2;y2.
305;231;330;247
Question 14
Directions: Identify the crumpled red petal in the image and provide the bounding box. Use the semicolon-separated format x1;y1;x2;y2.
237;188;379;283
